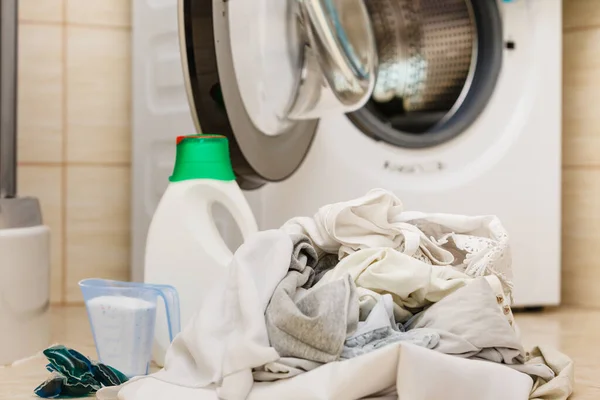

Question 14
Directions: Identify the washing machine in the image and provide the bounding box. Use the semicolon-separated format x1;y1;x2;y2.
131;0;561;307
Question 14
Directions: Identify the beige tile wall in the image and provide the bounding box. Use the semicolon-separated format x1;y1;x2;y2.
17;0;131;304
562;1;600;308
15;0;600;306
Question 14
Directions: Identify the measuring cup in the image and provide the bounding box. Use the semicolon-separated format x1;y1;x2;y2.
79;279;180;378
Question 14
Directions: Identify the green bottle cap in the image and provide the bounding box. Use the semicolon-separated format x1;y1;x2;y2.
169;134;236;182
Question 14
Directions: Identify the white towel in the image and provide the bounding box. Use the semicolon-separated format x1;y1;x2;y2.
106;230;293;400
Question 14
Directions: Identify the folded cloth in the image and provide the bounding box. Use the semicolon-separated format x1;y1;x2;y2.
265;234;359;363
266;272;359;363
281;189;455;265
355;292;401;331
407;278;529;363
282;188;513;298
314;247;473;322
128;230;293;400
252;357;323;382
287;233;318;275
97;342;534;400
527;346;574;400
341;294;440;359
405;277;573;399
405;276;575;398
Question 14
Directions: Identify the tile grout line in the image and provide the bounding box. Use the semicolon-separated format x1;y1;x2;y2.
18;161;132;167
60;1;68;306
562;165;600;170
19;19;131;31
18;163;600;170
19;17;598;34
25;161;600;170
563;24;600;33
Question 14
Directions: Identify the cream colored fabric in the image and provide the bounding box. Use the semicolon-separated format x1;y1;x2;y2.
252;357;322;382
483;275;517;330
282;188;513;299
281;189;454;264
314;247;472;322
528;346;575;400
396;210;513;297
97;342;534;400
406;278;552;379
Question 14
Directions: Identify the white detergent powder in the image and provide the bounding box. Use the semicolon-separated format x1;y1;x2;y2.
86;295;156;378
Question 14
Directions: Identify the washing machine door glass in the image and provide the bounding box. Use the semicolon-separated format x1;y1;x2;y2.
349;0;504;149
180;0;376;189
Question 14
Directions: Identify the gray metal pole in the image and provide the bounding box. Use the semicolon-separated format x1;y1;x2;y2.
0;0;18;198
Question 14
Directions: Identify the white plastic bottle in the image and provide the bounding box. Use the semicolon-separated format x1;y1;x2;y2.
144;134;258;366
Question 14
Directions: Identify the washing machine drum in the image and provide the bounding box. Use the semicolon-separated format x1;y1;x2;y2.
180;0;503;189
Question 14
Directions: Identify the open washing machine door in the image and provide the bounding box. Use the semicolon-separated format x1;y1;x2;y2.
180;0;504;188
179;0;377;189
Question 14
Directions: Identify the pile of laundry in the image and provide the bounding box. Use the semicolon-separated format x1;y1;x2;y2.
98;189;574;400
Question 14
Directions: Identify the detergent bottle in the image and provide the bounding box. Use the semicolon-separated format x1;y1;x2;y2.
144;134;258;366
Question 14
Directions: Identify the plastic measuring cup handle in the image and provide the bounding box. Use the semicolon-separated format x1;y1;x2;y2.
152;284;181;341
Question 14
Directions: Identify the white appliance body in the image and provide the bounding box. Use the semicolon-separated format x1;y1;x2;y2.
255;0;562;307
132;0;561;307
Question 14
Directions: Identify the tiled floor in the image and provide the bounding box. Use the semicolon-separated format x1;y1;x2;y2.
0;306;598;399
516;307;600;399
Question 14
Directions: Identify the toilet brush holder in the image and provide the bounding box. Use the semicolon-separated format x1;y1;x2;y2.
0;197;51;365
